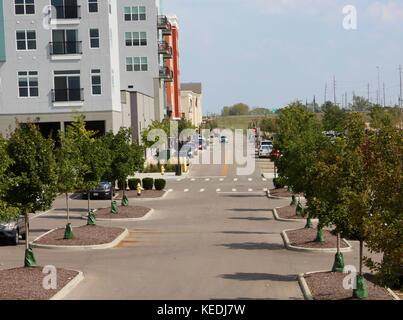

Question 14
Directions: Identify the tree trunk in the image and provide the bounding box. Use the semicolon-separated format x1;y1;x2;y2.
87;190;90;212
337;233;341;254
359;240;364;276
24;212;29;250
66;192;70;224
123;180;126;198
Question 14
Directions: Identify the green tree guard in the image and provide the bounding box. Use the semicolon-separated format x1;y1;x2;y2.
64;223;74;240
315;228;325;243
332;252;345;272
353;275;369;299
122;195;129;207
290;195;297;206
304;216;313;229
87;210;96;226
296;202;303;216
111;201;118;214
24;248;37;268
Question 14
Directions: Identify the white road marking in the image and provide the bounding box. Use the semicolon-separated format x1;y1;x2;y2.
248;188;253;192
233;178;238;182
216;188;221;192
184;189;189;193
248;178;253;182
205;178;210;181
191;178;196;181
168;189;173;192
219;178;224;182
232;188;237;192
200;189;205;192
262;178;267;182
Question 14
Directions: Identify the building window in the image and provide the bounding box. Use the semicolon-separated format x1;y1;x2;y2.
15;0;35;15
125;32;147;47
88;0;98;13
18;71;38;97
89;29;99;48
53;70;82;102
124;6;146;21
91;69;101;95
16;30;36;50
126;57;148;72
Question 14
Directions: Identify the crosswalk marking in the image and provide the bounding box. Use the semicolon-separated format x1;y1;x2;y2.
216;188;221;192
184;189;189;193
200;189;205;192
232;188;237;192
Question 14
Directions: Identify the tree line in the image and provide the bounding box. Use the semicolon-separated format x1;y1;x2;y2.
0;115;144;266
272;102;402;297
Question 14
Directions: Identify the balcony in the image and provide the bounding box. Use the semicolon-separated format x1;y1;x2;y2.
50;5;81;24
49;41;82;60
159;66;173;82
157;15;172;35
52;88;84;107
158;41;173;58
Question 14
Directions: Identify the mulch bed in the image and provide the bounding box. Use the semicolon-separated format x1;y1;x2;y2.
95;205;151;219
34;225;125;246
276;206;305;220
0;267;78;300
304;271;394;300
286;228;349;249
115;190;165;199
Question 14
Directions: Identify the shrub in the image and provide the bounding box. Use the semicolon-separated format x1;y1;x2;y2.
142;177;154;190
154;179;166;191
128;178;141;190
273;177;286;189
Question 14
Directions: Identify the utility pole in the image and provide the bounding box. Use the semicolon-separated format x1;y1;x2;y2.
345;92;348;110
333;76;337;105
324;83;327;103
399;65;402;129
377;66;380;105
383;83;386;108
367;83;370;101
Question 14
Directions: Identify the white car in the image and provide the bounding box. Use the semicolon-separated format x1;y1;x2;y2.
258;145;272;158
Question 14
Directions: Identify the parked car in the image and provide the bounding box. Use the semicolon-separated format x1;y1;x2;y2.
258;145;272;158
260;140;273;148
220;136;229;144
198;137;207;150
0;216;26;246
82;181;115;200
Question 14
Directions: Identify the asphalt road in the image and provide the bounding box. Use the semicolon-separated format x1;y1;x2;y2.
0;140;375;300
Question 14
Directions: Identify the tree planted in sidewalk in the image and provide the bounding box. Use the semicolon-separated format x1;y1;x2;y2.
5;123;58;267
102;128;144;208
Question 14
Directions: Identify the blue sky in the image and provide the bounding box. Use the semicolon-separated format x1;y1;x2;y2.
163;0;403;115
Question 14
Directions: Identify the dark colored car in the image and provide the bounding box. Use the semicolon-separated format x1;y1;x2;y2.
0;216;27;246
82;181;115;200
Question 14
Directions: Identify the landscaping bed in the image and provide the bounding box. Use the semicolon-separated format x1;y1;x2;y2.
276;206;304;220
0;267;78;300
33;225;125;246
115;190;165;199
286;228;349;249
304;271;395;300
269;188;302;198
96;205;151;219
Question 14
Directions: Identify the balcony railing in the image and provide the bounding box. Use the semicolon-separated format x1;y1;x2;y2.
49;41;82;55
52;5;81;19
158;41;173;58
159;66;173;82
52;88;84;103
157;15;172;35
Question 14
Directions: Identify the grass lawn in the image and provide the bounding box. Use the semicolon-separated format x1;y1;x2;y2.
215;115;276;130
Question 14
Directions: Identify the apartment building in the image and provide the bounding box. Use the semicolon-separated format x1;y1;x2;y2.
181;83;203;127
163;15;180;119
0;0;174;141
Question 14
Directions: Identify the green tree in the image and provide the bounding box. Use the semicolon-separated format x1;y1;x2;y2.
6;123;58;267
322;102;347;132
102;128;145;203
362;126;403;289
56;124;85;239
351;96;372;112
259;118;278;134
369;106;400;129
0;135;20;224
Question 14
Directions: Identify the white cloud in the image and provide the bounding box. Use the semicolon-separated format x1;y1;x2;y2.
367;1;403;23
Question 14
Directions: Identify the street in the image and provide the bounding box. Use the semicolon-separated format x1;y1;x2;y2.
0;141;371;300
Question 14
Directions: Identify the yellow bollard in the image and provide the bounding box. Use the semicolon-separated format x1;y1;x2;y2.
161;165;165;176
137;183;142;196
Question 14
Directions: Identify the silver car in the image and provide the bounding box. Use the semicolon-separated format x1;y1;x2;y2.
0;216;27;246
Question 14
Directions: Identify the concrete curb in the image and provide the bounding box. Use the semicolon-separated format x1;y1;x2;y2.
272;208;319;223
30;228;129;251
298;270;401;301
281;229;353;253
81;209;154;222
50;270;84;300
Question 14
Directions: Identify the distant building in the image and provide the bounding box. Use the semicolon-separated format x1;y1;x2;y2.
181;83;203;127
